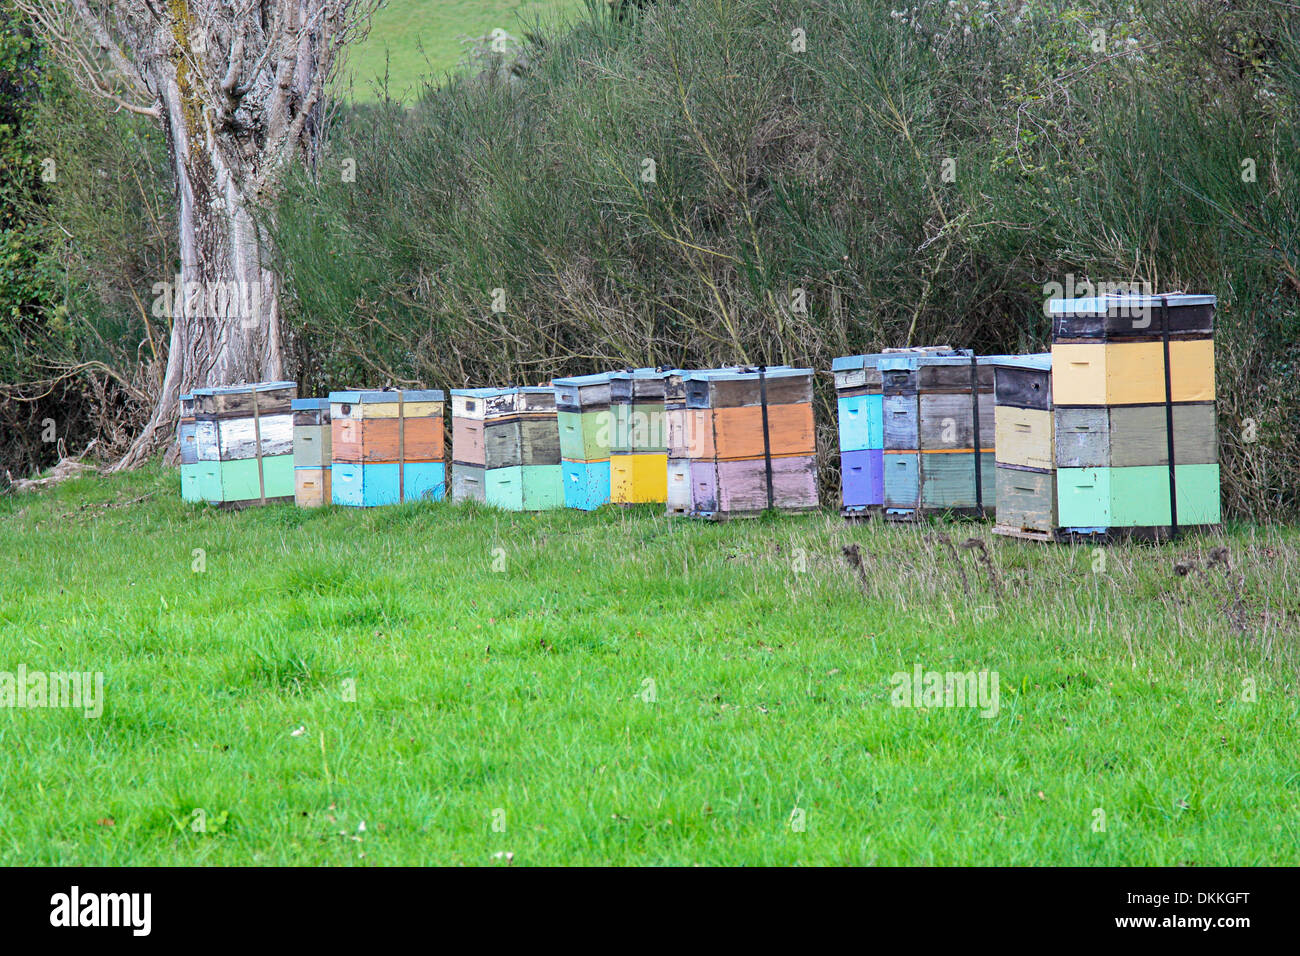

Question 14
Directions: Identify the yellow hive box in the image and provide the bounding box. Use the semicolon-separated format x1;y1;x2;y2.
994;405;1054;471
1051;339;1214;406
611;452;669;504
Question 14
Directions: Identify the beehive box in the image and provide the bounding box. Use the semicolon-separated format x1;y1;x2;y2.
292;398;332;508
192;381;296;506
832;354;887;516
680;367;817;518
452;386;563;511
609;368;669;504
1049;293;1220;535
991;355;1057;539
178;392;200;503
877;349;996;517
329;389;446;507
664;369;696;516
554;373;614;510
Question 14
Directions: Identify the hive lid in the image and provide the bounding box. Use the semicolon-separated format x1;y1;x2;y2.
552;372;613;387
291;398;331;410
194;380;296;396
989;353;1051;371
1049;293;1216;314
450;387;510;398
329;388;445;403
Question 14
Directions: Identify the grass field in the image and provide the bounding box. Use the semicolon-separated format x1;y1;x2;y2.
1;465;1298;865
345;0;590;100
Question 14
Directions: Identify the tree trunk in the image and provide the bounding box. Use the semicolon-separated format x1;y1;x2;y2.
111;80;287;471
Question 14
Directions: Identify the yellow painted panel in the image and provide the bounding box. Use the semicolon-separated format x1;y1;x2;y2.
610;453;635;503
1051;344;1107;406
630;452;668;503
1053;340;1214;405
994;406;1054;470
364;400;444;419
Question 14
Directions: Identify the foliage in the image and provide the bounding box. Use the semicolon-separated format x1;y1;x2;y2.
276;0;1300;519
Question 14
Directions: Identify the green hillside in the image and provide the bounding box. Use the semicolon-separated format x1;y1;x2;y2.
346;0;590;100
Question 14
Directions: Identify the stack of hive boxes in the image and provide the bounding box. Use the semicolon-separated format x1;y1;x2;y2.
682;367;818;517
609;368;669;505
178;392;200;503
831;354;885;516
1051;294;1219;532
555;373;614;510
330;389;446;507
292;398;332;508
879;349;996;517
991;355;1056;537
664;369;698;516
193;381;297;507
451;387;564;510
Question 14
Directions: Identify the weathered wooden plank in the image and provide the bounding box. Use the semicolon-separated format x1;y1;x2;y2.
993;357;1053;410
1055;403;1217;467
553;374;612;411
919;450;996;510
1049;293;1215;339
452;464;486;502
715;455;818;512
994;464;1056;533
519;417;561;466
918;393;995;451
667;458;693;515
193;381;296;419
690;460;719;513
484;419;523;470
883;395;919;451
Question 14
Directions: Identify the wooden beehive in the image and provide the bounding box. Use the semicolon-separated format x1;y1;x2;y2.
191;382;297;506
329;389;447;507
876;349;997;518
554;373;614;510
608;368;669;504
680;367;818;519
991;354;1057;539
292;398;332;508
832;354;885;516
178;392;200;503
452;386;563;511
1049;293;1220;536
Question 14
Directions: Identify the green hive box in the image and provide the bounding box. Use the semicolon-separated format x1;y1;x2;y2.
1056;464;1220;528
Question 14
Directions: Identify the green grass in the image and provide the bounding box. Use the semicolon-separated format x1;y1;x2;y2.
1;465;1298;865
345;0;590;101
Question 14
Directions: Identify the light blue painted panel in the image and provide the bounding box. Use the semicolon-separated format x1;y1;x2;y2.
561;459;610;511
